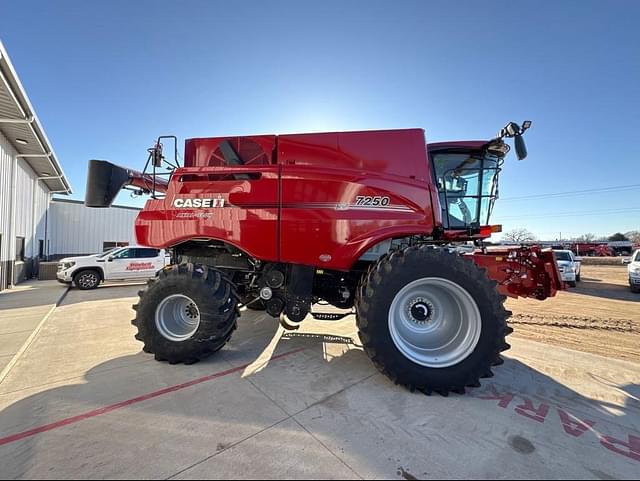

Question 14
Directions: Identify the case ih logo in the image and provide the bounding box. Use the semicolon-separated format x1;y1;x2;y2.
173;196;226;209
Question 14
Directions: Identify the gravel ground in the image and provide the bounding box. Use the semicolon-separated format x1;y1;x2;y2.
506;265;640;362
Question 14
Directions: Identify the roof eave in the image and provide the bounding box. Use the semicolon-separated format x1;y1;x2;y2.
0;40;72;194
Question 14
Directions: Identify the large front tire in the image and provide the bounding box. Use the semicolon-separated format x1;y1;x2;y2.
132;264;238;364
356;246;512;394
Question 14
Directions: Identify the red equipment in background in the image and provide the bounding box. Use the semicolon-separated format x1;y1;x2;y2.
572;243;614;257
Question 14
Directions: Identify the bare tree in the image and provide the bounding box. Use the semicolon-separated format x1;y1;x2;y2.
625;231;640;244
574;233;597;242
502;228;537;244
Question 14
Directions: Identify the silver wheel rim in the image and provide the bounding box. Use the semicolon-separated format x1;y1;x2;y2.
155;294;201;342
79;273;98;289
388;277;482;368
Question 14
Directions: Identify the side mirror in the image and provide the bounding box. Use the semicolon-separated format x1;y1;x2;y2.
152;143;164;168
514;135;528;160
497;120;531;161
108;257;114;262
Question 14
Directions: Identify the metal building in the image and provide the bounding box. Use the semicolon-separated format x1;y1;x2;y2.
48;198;140;258
0;41;71;290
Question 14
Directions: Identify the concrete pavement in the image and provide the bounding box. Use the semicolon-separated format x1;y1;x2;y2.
0;281;67;375
0;284;638;479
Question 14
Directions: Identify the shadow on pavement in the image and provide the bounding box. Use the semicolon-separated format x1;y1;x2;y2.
0;283;66;310
571;279;639;302
0;325;638;479
58;283;146;306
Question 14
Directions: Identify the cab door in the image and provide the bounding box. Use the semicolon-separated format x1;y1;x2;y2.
118;248;162;279
104;247;136;280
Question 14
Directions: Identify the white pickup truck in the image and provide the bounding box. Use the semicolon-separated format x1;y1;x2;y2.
553;249;582;287
57;246;170;290
623;249;640;293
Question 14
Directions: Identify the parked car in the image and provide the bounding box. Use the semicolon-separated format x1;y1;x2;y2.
623;250;640;293
57;246;170;290
553;249;582;287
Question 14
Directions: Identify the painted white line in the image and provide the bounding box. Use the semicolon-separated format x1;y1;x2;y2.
0;287;69;386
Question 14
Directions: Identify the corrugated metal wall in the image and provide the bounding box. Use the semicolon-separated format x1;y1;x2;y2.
0;130;15;290
34;179;49;255
15;158;50;256
0;130;51;288
13;158;33;238
49;200;139;256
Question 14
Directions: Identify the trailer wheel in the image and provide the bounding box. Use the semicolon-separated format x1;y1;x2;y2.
74;270;101;290
356;246;511;394
132;263;238;364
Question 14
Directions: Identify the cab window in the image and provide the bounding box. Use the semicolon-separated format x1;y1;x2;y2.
134;248;160;258
431;151;502;229
554;251;572;262
112;248;133;259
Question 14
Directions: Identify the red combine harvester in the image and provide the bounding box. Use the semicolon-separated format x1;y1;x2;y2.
85;121;562;394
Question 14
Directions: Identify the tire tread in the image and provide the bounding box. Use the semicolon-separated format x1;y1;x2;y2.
132;263;238;365
355;246;512;394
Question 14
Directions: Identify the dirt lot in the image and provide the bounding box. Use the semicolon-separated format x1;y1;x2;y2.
507;265;640;363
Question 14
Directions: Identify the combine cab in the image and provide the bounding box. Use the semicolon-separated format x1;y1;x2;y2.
85;121;562;395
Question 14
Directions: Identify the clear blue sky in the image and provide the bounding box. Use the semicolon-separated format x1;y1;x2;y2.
2;0;639;241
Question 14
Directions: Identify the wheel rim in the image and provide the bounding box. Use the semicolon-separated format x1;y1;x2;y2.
79;273;98;288
388;277;482;368
155;294;201;342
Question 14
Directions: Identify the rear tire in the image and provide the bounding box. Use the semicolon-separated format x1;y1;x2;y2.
132;263;238;364
73;270;101;290
356;246;511;394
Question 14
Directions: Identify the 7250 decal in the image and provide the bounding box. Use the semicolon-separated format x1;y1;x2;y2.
355;196;391;207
